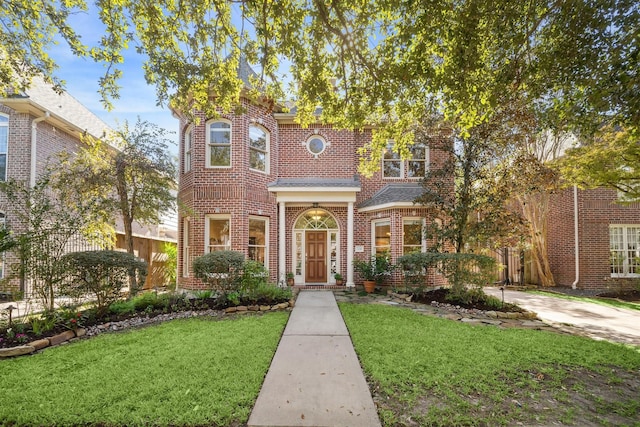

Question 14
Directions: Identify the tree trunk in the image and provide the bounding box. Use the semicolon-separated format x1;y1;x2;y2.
519;192;555;287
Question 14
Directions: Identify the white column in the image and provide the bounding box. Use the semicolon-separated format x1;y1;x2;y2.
346;201;355;288
278;201;286;287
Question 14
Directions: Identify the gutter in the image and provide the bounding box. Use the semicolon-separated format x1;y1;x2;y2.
30;111;50;188
572;185;580;289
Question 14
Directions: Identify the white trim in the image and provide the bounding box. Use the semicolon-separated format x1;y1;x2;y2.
358;201;415;213
347;202;355;287
183;125;193;173
278;202;286;287
0;113;8;182
204;214;231;252
248;215;269;267
249;124;270;174
205;119;232;168
304;135;329;158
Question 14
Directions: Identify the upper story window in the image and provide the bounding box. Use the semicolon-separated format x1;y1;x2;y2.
0;114;8;181
305;135;328;158
249;125;269;173
207;120;231;167
382;142;429;179
183;126;192;173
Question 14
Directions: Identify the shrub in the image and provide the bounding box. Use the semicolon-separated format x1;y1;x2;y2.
109;300;136;315
352;254;394;284
61;250;148;315
192;250;245;292
240;260;269;294
245;284;292;305
132;292;170;312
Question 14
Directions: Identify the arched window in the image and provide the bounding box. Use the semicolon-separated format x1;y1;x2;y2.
249;125;269;173
206;120;231;167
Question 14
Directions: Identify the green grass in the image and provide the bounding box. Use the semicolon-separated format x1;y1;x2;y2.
528;290;640;311
340;303;640;426
0;313;288;426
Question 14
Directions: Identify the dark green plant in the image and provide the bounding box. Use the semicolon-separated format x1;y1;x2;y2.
29;316;56;336
192;250;245;292
131;292;170;312
162;242;178;290
240;260;269;294
108;299;136;315
61;250;148;315
352;254;394;284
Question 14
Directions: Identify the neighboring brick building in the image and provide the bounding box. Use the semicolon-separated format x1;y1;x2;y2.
0;78;177;295
175;65;450;290
547;186;640;292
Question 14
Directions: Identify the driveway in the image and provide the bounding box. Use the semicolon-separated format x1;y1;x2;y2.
484;287;640;347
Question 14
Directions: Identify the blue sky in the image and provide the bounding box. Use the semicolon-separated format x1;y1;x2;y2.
50;9;179;153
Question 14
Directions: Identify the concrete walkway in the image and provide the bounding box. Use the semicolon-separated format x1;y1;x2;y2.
485;287;640;346
248;290;381;427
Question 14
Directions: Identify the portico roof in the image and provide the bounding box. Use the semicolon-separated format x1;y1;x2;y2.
267;176;361;203
358;183;424;212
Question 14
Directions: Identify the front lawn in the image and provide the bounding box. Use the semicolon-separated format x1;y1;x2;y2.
0;313;288;426
340;303;640;427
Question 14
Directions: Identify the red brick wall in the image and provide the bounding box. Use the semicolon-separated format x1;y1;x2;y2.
548;187;640;291
177;105;452;289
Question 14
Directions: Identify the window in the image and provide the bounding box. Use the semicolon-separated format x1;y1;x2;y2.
207;120;231;167
403;218;424;254
0;114;8;181
383;142;402;178
206;215;230;252
305;136;328;158
184;126;192;173
408;145;429;178
182;218;191;277
248;217;268;266
382;142;429;179
372;220;391;255
610;225;640;277
249;125;269;173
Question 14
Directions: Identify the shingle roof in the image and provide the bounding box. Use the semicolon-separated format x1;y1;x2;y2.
358;183;424;209
268;176;361;189
238;56;259;88
21;77;111;139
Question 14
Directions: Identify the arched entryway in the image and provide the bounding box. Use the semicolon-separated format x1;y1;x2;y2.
292;209;340;284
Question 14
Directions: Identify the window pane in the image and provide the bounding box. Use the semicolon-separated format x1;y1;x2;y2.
249;219;266;245
210;129;230;144
0;154;6;181
411;146;426;159
383;161;402;177
374;221;391;254
250;150;266;171
250;126;267;150
308;138;325;154
209;122;230;129
0;127;7;152
404;220;422;245
210;146;230;166
407;160;425;177
208;218;230;251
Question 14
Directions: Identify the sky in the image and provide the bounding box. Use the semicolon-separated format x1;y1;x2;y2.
49;9;180;153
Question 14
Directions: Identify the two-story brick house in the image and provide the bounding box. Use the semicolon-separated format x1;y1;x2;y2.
0;78;177;295
176;78;450;289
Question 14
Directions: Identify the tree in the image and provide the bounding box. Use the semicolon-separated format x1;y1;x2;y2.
558;126;640;203
0;172;111;311
57;119;177;295
2;1;637;174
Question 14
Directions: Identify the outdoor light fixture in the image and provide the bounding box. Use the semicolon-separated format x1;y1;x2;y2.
5;304;16;327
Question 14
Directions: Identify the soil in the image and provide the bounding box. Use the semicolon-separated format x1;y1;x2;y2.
410;287;523;312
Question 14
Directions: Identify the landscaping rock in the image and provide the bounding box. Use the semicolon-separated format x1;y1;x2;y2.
75;328;86;337
0;345;35;357
225;307;237;313
485;311;498;318
259;305;271;311
236;306;248;312
28;339;50;350
248;305;259;311
48;330;75;346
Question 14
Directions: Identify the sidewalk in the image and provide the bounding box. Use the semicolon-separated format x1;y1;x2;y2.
485;287;640;346
248;290;381;427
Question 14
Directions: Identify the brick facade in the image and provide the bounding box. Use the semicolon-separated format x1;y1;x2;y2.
177;97;451;290
0;83;176;294
548;187;640;291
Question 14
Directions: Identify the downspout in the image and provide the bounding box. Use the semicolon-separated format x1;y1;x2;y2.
23;112;49;294
572;185;579;289
30;112;50;187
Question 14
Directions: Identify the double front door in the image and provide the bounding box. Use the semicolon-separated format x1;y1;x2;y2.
305;231;327;282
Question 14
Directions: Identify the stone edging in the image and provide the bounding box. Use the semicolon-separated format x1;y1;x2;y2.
0;299;295;359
